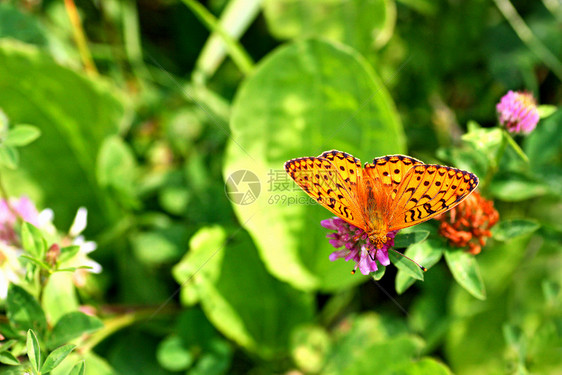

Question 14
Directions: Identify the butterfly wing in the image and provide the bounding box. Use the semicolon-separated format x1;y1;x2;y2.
363;155;424;199
386;164;479;231
285;150;366;229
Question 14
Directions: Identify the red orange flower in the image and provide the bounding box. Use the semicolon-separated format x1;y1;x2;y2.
437;191;499;254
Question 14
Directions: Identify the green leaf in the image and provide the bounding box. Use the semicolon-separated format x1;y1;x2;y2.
96;135;139;208
489;174;549;201
0;41;126;231
21;222;47;258
189;339;232;375
395;239;445;294
42;273;80;324
0;351;19;365
323;313;424;374
6;284;47;335
394;230;430;249
0;3;48;46
0;145;18;169
68;361;85;375
19;255;51;271
130;231;182;265
537;104;557;119
224;39;405;291
173;226;314;358
290;325;330;373
0;340;16;352
4;124;41;146
26;329;41;372
393;357;453;374
491;219;540;241
156;335;194;372
52;352;112;375
41;344;75;373
444;249;486;300
372;265;386;280
263;0;395;52
58;245;81;263
389;250;424;281
47;312;103;349
524;109;562;167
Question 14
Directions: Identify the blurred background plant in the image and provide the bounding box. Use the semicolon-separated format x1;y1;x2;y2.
0;0;560;374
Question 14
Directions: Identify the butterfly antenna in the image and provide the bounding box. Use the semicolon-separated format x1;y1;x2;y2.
389;248;428;272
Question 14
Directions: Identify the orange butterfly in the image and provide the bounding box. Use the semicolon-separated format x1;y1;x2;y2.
285;150;478;249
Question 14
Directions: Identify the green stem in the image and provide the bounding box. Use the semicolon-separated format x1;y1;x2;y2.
181;0;254;76
494;0;562;82
480;132;508;194
80;313;136;353
122;0;151;87
64;0;98;76
79;306;177;353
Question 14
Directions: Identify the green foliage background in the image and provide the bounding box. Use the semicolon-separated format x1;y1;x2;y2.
0;0;561;374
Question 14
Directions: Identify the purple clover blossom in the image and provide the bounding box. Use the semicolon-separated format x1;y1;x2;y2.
321;217;397;275
496;90;539;135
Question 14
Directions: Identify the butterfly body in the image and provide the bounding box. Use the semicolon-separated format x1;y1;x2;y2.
285;150;479;248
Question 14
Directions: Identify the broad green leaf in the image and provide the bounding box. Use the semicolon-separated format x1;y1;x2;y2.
6;285;47;335
176;309;220;352
392;357;453;374
107;330;181;374
4;124;41;146
0;41;126;231
372;265;386;280
47;312;103;349
68;361;85;375
491;219;540;241
21;222;47;258
389;250;424;281
290;325;330;373
224;39;405;291
173;226;314;358
42;273;80;324
537;104;557;119
0;3;48;46
156;335;194;371
524;109;562;167
489;174;549;201
58;245;81;263
51;352;114;375
188;339;232;375
41;344;75;373
263;0;395;51
394;230;430;249
395;239;445;294
0;350;19;365
96;135;139;208
323;313;424;374
444;249;486;300
26;329;41;372
0;145;18;169
130;231;182;265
